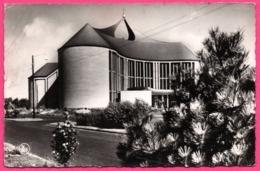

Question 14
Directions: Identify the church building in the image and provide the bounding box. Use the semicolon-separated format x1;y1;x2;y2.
29;13;199;109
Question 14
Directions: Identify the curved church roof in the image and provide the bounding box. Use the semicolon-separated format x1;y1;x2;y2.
60;15;197;61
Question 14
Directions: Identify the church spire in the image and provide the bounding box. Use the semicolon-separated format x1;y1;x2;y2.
122;8;126;19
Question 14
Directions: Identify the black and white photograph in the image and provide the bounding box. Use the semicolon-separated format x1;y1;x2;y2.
4;3;255;167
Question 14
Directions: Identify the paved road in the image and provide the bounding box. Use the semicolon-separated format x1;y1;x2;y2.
4;117;122;166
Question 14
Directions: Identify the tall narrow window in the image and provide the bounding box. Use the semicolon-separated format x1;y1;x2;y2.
160;63;169;89
144;62;153;88
128;60;135;88
171;63;180;88
119;57;124;90
109;52;125;102
109;52;117;102
182;62;194;81
136;61;143;87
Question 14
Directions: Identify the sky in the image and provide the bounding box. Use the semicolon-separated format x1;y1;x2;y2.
4;3;255;99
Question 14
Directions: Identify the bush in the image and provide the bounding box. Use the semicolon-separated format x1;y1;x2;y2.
5;109;17;118
75;109;104;127
116;100;157;166
75;105;125;129
75;113;87;126
51;109;79;166
5;108;32;118
102;101;131;128
85;112;104;127
75;100;150;129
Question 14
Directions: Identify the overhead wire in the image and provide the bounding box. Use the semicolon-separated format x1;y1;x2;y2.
126;4;211;39
72;3;231;62
7;3;232;89
146;4;230;39
5;4;231;96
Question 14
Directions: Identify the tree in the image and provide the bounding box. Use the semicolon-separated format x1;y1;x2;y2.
11;98;19;108
18;98;30;109
4;98;13;109
165;27;255;166
116;28;255;167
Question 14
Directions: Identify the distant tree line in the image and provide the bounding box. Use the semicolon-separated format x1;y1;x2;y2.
4;97;30;110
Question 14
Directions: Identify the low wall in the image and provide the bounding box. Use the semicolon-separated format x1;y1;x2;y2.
120;90;152;106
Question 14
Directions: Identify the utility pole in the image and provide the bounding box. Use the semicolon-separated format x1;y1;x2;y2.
31;54;48;119
32;55;35;119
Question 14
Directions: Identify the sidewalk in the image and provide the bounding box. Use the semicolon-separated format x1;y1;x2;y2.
4;143;57;167
47;122;126;134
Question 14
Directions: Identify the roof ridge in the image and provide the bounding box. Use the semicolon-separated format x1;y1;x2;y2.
28;63;58;78
60;23;111;50
178;42;197;56
59;19;198;61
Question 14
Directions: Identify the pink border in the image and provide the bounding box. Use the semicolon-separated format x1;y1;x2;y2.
0;0;258;170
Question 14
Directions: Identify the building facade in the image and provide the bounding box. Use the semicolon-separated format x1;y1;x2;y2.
108;50;199;108
29;15;199;109
28;63;59;108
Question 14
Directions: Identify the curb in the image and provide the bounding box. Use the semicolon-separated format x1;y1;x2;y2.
47;122;126;134
5;118;43;122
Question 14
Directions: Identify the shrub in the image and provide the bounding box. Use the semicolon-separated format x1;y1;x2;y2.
116;100;160;166
51;109;79;166
75;113;87;126
102;102;129;128
5;109;17;118
75;109;105;127
85;112;104;127
5;108;32;118
75;106;124;129
75;100;150;129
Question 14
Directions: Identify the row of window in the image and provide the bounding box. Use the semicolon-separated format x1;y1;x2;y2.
109;51;195;101
128;61;154;88
159;62;195;89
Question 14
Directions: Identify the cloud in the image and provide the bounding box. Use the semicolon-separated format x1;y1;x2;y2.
23;17;46;37
5;16;75;98
22;17;74;51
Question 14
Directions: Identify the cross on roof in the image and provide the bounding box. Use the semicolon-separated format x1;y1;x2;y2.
122;8;126;18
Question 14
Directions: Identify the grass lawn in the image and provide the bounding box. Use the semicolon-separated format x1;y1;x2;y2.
4;143;58;167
